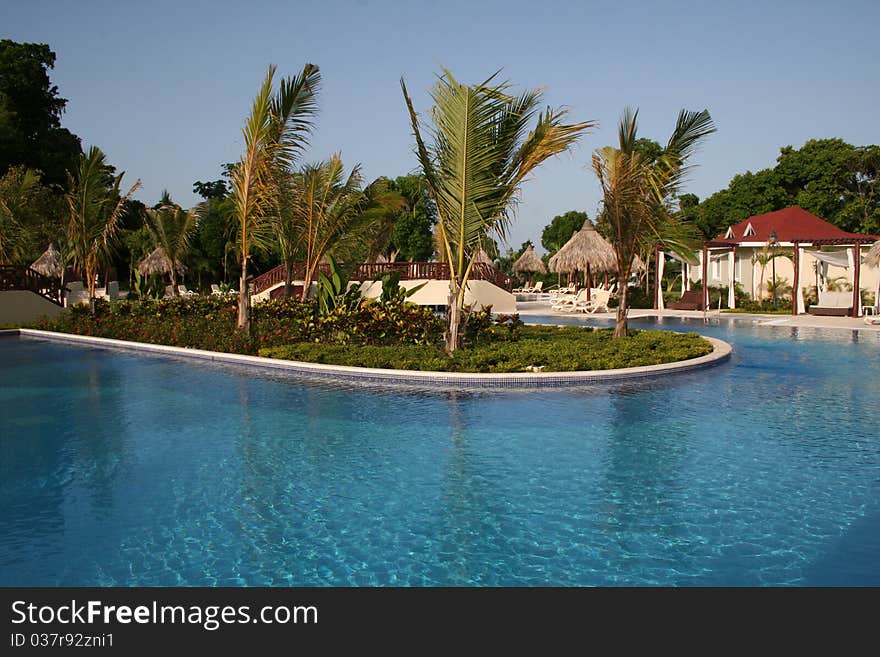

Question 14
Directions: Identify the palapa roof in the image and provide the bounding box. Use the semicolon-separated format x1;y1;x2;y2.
512;245;546;274
30;243;62;278
137;246;185;276
473;247;494;266
549;221;616;273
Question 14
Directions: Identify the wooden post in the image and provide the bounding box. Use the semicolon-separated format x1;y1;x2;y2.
792;242;799;316
585;263;592;301
701;244;709;310
603;272;608;289
853;240;861;317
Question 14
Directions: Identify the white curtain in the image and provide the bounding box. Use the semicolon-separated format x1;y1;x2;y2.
727;250;736;309
796;247;806;314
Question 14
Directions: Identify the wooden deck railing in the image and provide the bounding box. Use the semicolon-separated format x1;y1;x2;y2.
252;261;513;295
0;265;65;305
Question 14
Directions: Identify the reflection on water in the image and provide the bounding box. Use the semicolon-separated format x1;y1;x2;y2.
1;325;879;586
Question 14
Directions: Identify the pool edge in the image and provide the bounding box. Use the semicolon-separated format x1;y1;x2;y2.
14;328;732;389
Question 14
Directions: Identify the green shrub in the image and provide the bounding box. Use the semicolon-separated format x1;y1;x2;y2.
35;295;443;355
261;326;712;373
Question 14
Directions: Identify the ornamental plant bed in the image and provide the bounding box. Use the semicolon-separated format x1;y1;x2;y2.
259;325;713;373
33;297;713;373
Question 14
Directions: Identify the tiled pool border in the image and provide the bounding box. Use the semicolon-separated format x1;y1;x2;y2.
9;328;732;389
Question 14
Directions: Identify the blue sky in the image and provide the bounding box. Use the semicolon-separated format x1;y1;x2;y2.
6;0;879;252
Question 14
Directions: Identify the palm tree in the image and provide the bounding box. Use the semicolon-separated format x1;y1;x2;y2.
0;166;42;264
65;146;140;313
401;70;592;352
230;63;320;331
592;108;715;337
145;191;198;296
285;154;368;300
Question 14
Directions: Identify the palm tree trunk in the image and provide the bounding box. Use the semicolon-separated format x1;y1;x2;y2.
170;269;178;297
237;258;249;331
301;266;313;302
284;261;294;298
445;285;462;353
614;284;629;338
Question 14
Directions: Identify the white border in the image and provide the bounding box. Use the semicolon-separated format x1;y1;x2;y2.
10;329;732;389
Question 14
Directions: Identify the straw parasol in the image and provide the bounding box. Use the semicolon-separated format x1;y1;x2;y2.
30;243;62;278
512;245;546;275
549;222;616;274
473;247;494;266
137;246;185;276
866;240;880;268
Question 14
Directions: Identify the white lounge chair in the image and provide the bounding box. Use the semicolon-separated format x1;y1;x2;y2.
575;288;612;314
178;284;197;296
552;288;589;311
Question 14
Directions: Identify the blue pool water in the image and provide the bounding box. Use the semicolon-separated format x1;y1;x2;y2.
1;317;879;586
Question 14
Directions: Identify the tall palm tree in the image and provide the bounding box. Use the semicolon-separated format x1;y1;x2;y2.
592;108;715;337
402;70;592;352
285;154;367;300
66;146;140;313
230;63;320;330
145;191;198;296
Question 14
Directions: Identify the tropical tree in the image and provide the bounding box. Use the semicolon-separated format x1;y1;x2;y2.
230;63;320;331
0;166;41;263
541;210;586;253
65;146;140;312
592;108;715;337
401;70;592;351
285;154;367;300
144;191;198;296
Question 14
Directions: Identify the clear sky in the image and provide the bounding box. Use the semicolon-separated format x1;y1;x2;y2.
5;0;879;252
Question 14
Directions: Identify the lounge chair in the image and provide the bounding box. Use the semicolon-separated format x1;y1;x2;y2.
668;290;704;311
575;288;612;314
211;284;224;296
178;284;197;296
808;290;852;317
552;288;589;311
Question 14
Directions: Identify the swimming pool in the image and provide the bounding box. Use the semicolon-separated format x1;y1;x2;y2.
1;318;878;586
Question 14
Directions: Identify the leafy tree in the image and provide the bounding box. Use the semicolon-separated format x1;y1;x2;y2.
230;63;320;331
592;107;715;337
65;146;140;312
696;139;880;237
541;210;586;252
0;165;64;263
342;176;407;263
389;175;436;261
145;192;198;296
401;69;592;352
193;179;229;200
0;40;81;187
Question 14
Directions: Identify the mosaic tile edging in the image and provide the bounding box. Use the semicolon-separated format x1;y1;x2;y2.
17;329;731;389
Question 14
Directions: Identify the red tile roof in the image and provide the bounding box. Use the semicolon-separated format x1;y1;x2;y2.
710;206;874;244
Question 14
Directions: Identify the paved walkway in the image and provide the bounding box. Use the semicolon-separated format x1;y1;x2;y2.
515;301;880;332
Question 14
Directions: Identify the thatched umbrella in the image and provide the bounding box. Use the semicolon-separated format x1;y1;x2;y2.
30;243;62;278
549;222;617;296
512;244;546;287
137;246;185;276
474;247;494;266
